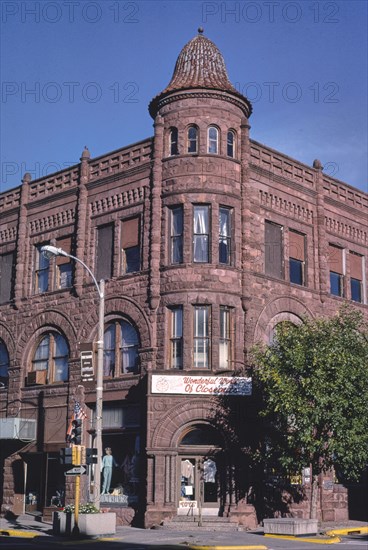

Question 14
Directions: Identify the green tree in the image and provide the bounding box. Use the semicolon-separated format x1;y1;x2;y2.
252;306;368;519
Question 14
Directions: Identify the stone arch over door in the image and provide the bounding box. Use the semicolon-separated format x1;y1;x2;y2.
151;399;225;449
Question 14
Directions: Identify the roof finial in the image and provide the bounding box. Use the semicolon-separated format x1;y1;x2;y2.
198;27;204;34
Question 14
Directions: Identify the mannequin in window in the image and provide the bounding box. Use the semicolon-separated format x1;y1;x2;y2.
101;447;118;494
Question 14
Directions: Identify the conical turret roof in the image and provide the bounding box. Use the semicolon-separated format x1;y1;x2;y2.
149;29;252;117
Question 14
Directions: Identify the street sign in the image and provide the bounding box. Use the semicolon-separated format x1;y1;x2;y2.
81;350;94;381
65;466;87;476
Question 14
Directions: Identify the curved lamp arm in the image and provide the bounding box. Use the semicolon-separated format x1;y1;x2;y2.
41;245;103;298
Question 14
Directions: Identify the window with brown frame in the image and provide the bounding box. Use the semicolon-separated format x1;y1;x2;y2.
121;217;140;274
219;306;232;370
34;244;50;293
30;332;69;384
0;251;15;303
103;320;139;377
289;230;306;286
328;244;344;297
193;305;210;368
349;252;363;303
169;306;183;369
265;221;283;279
55;237;73;289
96;225;114;281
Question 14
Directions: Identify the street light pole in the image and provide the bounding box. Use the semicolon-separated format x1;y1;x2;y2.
95;278;104;509
41;245;104;509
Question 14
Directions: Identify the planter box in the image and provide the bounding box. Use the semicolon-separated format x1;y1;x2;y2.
53;511;116;536
263;518;318;536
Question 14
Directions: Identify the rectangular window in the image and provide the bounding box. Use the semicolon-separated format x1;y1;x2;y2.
193;305;210;368
121;218;140;273
193;205;209;263
169;306;183;369
170;207;183;264
219;306;231;370
96;225;114;281
328;244;344;297
351;279;362;303
350;252;363;303
289;230;305;285
35;245;49;293
219;207;232;265
55;237;72;289
265;221;283;279
0;252;15;303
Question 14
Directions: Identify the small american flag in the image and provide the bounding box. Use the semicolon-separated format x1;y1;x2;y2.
66;400;87;442
74;401;87;420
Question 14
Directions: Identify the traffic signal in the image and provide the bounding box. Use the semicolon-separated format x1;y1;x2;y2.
70;418;82;445
59;447;73;465
86;448;98;464
72;445;81;465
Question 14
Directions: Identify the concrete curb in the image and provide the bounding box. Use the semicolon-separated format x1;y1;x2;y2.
0;529;40;538
188;546;268;550
325;526;368;536
264;534;340;545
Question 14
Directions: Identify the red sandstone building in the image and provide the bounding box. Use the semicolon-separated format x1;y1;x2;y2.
0;30;367;528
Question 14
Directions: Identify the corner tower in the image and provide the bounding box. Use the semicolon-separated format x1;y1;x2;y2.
148;29;253;371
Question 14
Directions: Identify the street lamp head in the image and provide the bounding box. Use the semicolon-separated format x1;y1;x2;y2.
41;245;70;260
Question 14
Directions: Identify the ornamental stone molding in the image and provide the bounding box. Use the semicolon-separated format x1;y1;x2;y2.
0;321;16;357
29;208;76;234
77;294;152;350
253;296;314;344
151;398;222;448
89;186;145;216
16;309;77;366
259;190;313;223
0;226;17;243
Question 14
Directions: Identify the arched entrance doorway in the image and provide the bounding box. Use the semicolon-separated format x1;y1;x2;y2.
177;423;223;516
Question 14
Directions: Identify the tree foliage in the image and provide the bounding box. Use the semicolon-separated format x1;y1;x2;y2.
252;306;368;485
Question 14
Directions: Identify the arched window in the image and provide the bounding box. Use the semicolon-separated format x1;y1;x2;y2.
104;320;139;377
169;127;178;156
180;424;221;446
187;126;198;153
208;126;219;154
227;130;236;158
0;340;9;388
31;333;69;384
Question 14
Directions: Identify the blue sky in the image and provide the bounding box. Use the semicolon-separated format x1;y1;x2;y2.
1;0;367;193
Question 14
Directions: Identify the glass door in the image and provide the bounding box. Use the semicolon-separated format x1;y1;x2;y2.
178;456;219;510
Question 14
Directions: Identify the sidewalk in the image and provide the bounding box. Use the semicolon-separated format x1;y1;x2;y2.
0;514;367;547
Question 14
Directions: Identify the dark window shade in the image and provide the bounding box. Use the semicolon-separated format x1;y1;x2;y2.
328;245;343;274
0;252;15;303
265;221;283;278
121;218;139;249
56;237;72;265
96;225;113;281
350;252;363;280
289;231;305;261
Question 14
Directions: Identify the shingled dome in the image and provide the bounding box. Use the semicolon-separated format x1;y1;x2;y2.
149;29;252;117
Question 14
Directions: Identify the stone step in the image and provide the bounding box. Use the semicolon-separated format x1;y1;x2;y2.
162;516;241;531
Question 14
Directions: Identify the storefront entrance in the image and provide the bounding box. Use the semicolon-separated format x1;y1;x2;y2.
177;424;222;516
178;456;219;514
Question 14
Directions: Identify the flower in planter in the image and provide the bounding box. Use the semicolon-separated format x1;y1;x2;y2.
62;502;100;514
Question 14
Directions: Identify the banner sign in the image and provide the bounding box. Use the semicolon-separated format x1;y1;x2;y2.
151;375;252;396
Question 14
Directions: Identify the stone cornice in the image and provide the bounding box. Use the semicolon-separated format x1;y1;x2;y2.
153;89;251;117
251;164;317;198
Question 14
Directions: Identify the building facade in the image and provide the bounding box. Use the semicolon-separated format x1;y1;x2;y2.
0;30;367;527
